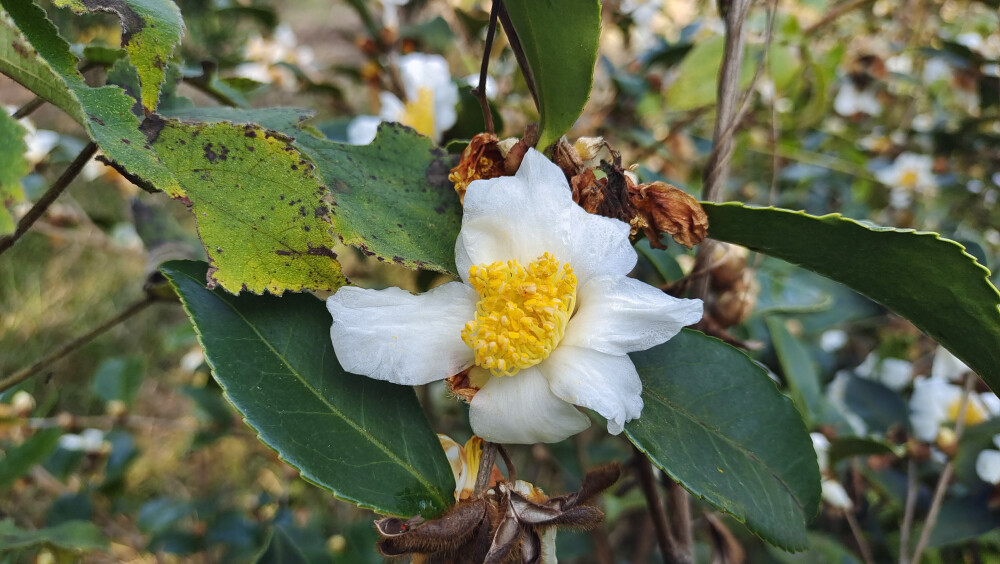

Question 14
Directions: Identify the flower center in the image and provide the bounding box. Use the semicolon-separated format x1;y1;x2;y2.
462;253;577;377
401;87;436;139
900;170;918;188
947;397;986;426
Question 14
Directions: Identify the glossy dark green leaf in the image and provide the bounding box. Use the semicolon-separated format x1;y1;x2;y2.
833;374;908;434
625;329;820;551
503;0;601;150
954;417;1000;486
767;532;862;564
765;316;824;422
0;428;61;490
0;519;107;553
161;260;455;517
704;203;1000;396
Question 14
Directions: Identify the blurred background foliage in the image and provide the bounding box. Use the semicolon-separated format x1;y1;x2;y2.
1;0;999;561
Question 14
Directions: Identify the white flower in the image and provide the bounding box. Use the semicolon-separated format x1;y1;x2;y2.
463;73;498;99
233;24;316;91
834;82;882;117
327;150;703;444
855;353;912;391
811;433;853;509
875;152;938;208
909;377;997;442
58;428;106;453
977;448;1000;485
819;330;847;352
931;347;971;382
347;53;459;145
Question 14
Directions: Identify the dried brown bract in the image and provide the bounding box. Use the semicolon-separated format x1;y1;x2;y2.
629;181;709;249
450;133;506;204
374;463;622;563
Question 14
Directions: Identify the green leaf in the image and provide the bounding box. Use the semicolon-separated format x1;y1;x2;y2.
161;108;464;276
625;329;820;551
503;0;601;150
0;7;84;121
664;36;755;112
0;109;28;235
767;532;862;564
0;519;107;553
0;428;62;490
53;0;184;112
160;260;455;517
150;119;348;295
703;203;1000;396
827;436;901;466
0;0;183;196
91;356;145;405
925;496;1000;548
765;316;824;421
256;527;308;564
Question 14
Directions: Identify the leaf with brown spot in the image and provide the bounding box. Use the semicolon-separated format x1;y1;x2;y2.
152;120;347;295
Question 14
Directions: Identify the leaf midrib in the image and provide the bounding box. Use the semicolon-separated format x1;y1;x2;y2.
172;268;449;513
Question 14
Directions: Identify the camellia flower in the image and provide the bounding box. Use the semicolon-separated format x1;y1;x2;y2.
834;81;882;117
233;24;316;91
347;53;459;145
875;152;938;209
909;377;998;443
327;149;703;444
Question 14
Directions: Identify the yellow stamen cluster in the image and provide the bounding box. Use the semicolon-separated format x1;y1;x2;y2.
947;398;987;426
401;87;436;138
462;253;577;377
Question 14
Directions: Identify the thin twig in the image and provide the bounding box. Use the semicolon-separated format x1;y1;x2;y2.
496;1;539;110
475;441;499;496
633;446;680;564
910;375;977;564
12;96;45;120
844;506;876;564
0;142;98;256
900;459;918;564
0;294;158;393
690;0;753;304
473;1;500;134
496;444;517;484
803;0;876;35
666;479;695;564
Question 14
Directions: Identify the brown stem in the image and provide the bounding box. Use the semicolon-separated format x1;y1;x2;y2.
900;458;918;564
496;2;539;111
911;375;977;564
666;479;695;564
473;1;500;134
496;444;516;484
474;441;499;496
844;506;876;564
633;446;681;564
0;294;158;393
690;0;752;303
12;96;45;120
0;142;98;257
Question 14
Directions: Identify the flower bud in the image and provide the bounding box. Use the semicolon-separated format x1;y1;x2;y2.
10;391;34;417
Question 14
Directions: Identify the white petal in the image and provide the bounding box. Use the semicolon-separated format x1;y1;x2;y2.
346;115;381;145
378;91;405;122
909;377;958;442
469;366;590;444
326;282;476;385
821;479;853;509
456;150;574;280
562;276;703;355
811;432;831;472
975;449;1000;485
931;347;971;381
540;346;643;435
564;205;637;281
